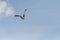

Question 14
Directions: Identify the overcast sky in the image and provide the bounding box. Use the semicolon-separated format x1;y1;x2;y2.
0;0;60;40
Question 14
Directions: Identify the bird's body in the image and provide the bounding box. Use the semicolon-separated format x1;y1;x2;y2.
15;9;27;20
15;14;25;20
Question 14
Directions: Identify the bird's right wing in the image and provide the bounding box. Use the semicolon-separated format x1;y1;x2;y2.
25;9;27;11
24;9;27;14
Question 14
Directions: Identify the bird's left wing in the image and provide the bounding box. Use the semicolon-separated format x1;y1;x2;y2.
15;15;20;17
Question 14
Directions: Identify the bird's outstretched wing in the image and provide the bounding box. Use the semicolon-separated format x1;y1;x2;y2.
24;9;27;14
15;15;20;17
25;9;27;11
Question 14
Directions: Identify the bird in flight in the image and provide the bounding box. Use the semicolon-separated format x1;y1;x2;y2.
15;9;27;20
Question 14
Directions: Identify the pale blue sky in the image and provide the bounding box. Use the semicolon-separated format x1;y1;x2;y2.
0;0;60;40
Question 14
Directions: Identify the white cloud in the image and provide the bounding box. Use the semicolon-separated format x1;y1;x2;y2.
5;7;14;16
0;1;14;17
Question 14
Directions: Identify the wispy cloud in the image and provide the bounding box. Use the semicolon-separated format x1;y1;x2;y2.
0;1;14;17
